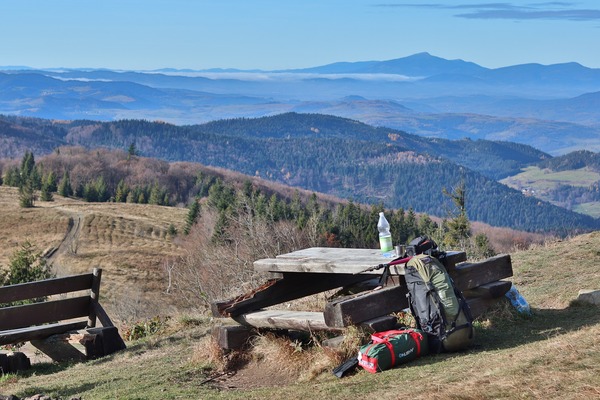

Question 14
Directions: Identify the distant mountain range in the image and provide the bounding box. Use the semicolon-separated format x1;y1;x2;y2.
2;52;600;155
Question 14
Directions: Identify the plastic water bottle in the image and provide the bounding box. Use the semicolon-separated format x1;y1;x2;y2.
377;212;394;257
505;284;531;315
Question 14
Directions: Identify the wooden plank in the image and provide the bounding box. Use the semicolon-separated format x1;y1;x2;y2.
254;258;399;275
85;326;126;357
233;310;342;332
450;254;513;291
0;273;94;304
93;302;115;327
0;321;88;346
360;315;398;332
31;335;87;362
0;353;9;372
212;272;372;318
466;297;505;320
254;248;466;276
212;325;254;350
441;251;468;271
463;280;512;299
6;352;31;373
88;268;102;328
0;296;90;331
255;247;404;274
324;284;409;328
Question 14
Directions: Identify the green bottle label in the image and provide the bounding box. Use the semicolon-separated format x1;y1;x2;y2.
379;234;393;252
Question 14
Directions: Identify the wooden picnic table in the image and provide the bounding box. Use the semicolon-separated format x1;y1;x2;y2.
212;247;513;349
212;247;512;348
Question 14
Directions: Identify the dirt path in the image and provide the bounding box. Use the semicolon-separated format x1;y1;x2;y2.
44;207;84;267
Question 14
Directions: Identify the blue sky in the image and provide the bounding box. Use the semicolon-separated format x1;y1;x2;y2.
1;0;599;70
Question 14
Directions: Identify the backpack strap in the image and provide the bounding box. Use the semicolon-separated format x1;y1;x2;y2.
426;281;450;339
377;264;391;287
450;277;474;339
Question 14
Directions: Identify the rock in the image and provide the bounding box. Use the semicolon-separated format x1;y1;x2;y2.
577;289;600;306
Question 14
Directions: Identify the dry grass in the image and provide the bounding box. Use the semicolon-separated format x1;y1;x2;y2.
511;231;600;308
1;184;599;399
0;186;188;324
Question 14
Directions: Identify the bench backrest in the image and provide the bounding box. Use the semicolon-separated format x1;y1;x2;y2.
0;268;102;331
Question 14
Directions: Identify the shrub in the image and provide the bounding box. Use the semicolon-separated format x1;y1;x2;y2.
0;241;55;306
122;316;170;341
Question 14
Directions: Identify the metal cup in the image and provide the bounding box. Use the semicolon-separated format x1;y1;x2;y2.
395;245;405;257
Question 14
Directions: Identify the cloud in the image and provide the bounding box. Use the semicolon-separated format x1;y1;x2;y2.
145;71;418;82
374;2;600;21
457;8;600;21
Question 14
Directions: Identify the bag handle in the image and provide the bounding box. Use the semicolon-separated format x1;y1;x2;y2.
371;329;410;343
371;329;425;358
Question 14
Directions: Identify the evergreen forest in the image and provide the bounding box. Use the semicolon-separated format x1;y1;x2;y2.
0;113;598;234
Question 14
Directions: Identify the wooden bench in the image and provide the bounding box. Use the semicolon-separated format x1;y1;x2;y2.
0;268;126;362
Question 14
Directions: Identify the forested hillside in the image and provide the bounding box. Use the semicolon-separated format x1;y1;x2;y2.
0;113;597;234
538;150;600;172
192;113;550;180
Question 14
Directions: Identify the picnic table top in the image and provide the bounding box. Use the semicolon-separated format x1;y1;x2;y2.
253;247;468;275
253;247;404;275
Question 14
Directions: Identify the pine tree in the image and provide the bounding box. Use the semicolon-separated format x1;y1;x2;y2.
0;241;55;305
127;142;137;159
19;178;36;208
115;179;129;202
45;171;58;193
75;182;85;198
184;199;201;235
442;181;471;249
4;167;21;187
30;166;42;190
417;214;437;238
94;176;108;202
167;223;177;237
406;208;418;241
83;182;98;202
40;181;54;201
474;233;496;259
149;182;162;205
20;151;35;181
57;171;73;197
126;190;136;203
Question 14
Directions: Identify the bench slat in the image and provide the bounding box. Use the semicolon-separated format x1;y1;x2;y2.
0;296;91;331
0;321;88;346
0;273;94;304
233;310;343;332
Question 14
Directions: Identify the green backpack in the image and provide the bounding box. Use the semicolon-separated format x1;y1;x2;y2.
405;254;474;352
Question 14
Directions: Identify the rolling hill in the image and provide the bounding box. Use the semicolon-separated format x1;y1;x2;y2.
1;113;598;234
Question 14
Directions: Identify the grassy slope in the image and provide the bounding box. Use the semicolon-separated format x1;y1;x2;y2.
501;166;600;190
0;186;188;321
1;186;599;399
501;166;600;218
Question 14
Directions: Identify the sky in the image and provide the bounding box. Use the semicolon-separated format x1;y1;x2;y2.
1;0;600;71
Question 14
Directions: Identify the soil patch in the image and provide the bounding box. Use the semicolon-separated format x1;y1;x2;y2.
207;360;298;390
